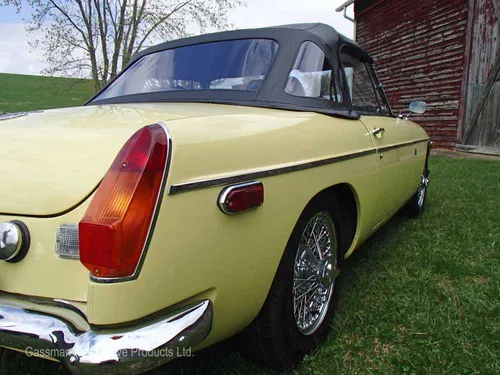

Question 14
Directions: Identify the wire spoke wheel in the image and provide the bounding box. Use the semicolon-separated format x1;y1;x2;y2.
417;174;429;208
292;211;338;335
237;198;345;369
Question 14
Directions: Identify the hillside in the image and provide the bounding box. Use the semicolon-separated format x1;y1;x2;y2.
0;73;95;113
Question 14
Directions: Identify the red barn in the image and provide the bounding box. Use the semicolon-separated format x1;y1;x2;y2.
337;0;500;153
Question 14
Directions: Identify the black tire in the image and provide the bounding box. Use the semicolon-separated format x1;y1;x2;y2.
403;176;428;217
237;195;344;370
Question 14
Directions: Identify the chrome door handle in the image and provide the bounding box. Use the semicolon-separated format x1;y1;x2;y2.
372;127;385;136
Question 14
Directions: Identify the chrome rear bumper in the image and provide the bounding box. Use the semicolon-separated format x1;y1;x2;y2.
0;300;212;374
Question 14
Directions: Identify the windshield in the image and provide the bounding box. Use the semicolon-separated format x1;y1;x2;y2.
93;39;278;101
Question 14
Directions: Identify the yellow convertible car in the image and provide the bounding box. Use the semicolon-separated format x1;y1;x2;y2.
0;23;430;374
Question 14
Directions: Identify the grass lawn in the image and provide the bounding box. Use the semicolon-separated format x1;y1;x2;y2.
0;73;94;113
1;156;499;375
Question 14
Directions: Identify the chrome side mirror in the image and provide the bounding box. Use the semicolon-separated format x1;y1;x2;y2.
399;101;427;121
409;101;427;114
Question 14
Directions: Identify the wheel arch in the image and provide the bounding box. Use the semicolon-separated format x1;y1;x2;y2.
306;183;359;257
235;182;359;358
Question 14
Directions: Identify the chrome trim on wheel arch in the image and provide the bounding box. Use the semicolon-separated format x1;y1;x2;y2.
0;300;212;375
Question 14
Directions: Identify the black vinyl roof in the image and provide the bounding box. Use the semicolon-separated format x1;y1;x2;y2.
88;23;376;119
132;23;373;65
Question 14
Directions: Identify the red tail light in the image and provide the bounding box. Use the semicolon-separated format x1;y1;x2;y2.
79;124;168;278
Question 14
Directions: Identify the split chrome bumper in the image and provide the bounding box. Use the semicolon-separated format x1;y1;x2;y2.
0;300;212;374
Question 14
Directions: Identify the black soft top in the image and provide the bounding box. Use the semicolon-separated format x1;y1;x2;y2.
132;23;373;65
88;23;375;119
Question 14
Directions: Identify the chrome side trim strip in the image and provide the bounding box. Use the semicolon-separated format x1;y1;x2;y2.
90;121;173;284
377;138;429;153
168;138;429;195
169;148;377;195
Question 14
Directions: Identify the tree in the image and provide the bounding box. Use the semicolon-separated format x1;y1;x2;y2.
3;0;244;91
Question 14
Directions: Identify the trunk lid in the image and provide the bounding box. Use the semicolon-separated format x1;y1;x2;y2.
0;105;187;216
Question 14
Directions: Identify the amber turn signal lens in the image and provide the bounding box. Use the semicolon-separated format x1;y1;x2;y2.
79;124;168;278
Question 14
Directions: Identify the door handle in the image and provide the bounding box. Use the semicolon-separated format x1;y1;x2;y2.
372;127;385;136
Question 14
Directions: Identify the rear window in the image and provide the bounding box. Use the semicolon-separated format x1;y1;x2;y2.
94;39;278;101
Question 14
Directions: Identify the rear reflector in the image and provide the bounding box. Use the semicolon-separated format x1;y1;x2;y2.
218;181;264;215
79;124;168;278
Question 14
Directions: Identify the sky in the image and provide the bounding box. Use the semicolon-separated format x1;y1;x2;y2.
0;1;354;76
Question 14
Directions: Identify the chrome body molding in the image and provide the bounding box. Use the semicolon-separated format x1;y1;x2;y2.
377;138;429;153
169;149;377;195
0;300;213;375
217;181;263;215
90;121;172;284
168;138;429;195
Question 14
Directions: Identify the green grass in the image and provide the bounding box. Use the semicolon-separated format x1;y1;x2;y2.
1;156;499;375
0;73;94;113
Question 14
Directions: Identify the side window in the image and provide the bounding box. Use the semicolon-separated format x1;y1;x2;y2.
285;42;342;102
340;52;381;113
366;64;390;115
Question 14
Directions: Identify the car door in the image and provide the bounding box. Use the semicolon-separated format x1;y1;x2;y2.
279;41;380;230
340;49;412;227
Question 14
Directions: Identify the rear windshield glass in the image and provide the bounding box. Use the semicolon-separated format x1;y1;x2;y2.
93;39;278;101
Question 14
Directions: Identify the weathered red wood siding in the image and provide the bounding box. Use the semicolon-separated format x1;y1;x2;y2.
462;0;500;148
355;0;469;148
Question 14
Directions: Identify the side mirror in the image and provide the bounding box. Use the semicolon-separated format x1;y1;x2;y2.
409;101;427;114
